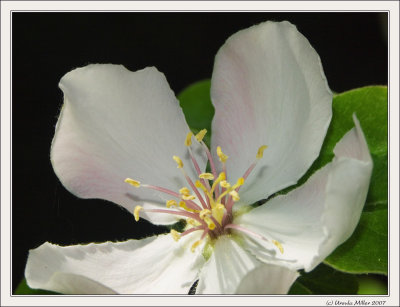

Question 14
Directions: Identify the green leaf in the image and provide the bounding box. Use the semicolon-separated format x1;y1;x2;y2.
357;275;388;295
289;264;359;294
177;79;214;147
288;281;312;295
325;208;388;275
14;278;60;295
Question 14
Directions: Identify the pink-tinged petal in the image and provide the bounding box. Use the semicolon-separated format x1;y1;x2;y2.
196;235;297;294
235;116;373;271
25;234;205;294
211;21;332;204
52;64;206;224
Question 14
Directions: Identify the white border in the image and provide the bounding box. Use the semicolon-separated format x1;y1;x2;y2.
1;1;399;306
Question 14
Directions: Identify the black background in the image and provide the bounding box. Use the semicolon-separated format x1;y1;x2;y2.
12;12;388;291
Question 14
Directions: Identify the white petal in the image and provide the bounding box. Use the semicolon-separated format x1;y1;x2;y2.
196;236;259;294
235;116;372;271
211;21;332;204
235;265;299;294
52;64;206;224
25;234;205;294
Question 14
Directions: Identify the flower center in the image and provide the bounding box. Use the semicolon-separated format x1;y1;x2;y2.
125;129;282;254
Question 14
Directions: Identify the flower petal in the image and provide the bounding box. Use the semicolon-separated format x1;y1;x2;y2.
235;264;299;294
196;236;261;294
211;21;332;204
52;64;206;224
235;115;372;271
25;234;205;294
196;235;296;294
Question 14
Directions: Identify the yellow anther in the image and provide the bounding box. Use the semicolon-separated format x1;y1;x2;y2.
179;187;191;196
170;229;181;242
195;129;207;142
185;131;193;146
217;146;229;163
229;190;240;202
178;201;198;213
133;206;143;222
199;209;212;219
256;145;268;159
187;218;200;226
182;194;196;201
233;177;245;189
272;240;284;254
195;180;204;189
191;240;203;252
166;200;178;208
125;178;141;187
219;180;231;189
199;173;214;180
173;155;183;168
212;203;225;224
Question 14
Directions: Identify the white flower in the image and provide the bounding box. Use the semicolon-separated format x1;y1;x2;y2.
25;21;372;295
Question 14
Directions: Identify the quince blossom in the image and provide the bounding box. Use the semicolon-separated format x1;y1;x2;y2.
24;21;372;294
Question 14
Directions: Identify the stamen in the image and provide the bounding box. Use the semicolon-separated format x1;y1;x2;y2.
216;146;228;163
220;180;231;189
211;172;226;194
229;190;240;202
180;226;203;237
187;146;203;176
195;129;207;142
185;132;193;147
170;229;181;242
133;206;143;221
125;178;140;187
179;201;199;213
179;187;191;196
173;155;184;168
126;133;274;256
143;208;206;225
182;194;196;201
178;166;209;209
256;145;268;159
233;177;245;188
199;173;214;180
191;240;203;252
195;180;214;208
187;218;201;226
198;209;217;230
224;177;245;215
196;132;218;179
241;146;268;183
166;200;178;208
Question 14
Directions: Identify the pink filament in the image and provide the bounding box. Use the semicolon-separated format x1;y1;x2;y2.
145;184;202;211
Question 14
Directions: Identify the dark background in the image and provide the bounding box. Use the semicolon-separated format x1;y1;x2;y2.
12;12;388;291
